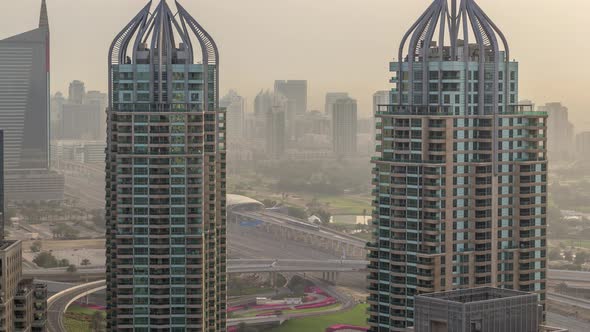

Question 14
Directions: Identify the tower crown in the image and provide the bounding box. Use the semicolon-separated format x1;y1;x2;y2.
399;0;509;63
109;0;218;67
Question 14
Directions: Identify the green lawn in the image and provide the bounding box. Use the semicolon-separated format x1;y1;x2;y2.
268;304;368;332
318;196;371;215
64;317;90;332
234;303;342;318
67;304;106;317
65;305;105;332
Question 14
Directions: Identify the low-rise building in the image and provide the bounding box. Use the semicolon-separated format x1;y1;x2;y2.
0;241;47;331
413;287;560;332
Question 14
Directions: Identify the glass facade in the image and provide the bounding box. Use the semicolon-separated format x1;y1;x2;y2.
106;2;226;331
368;1;547;331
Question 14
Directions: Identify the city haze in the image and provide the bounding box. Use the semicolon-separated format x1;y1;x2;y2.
2;0;590;127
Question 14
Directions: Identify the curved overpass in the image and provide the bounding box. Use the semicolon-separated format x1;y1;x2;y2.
47;280;106;332
27;259;369;281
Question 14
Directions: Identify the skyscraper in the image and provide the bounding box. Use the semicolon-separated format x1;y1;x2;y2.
0;0;64;202
106;1;226;330
325;92;349;117
0;0;50;170
86;90;109;141
220;90;245;144
274;80;307;115
68;80;86;104
332;97;358;156
275;80;307;142
266;106;287;159
538;102;574;161
368;1;548;331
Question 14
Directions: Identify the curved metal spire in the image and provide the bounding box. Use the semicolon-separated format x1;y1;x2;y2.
108;0;220;109
397;0;510;115
108;0;218;67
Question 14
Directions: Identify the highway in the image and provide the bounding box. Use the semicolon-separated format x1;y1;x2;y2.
550;270;590;283
234;210;366;248
25;259;367;281
549;293;590;311
547;312;590;332
47;280;106;332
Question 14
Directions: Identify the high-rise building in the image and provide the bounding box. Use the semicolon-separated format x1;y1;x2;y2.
538;103;574;161
332;97;357;155
275;80;307;142
60;103;101;140
575;132;590;160
106;1;226;331
326;92;349;117
55;84;107;141
50;92;65;140
265;107;287;159
368;1;548;331
220;90;245;144
251;90;274;140
0;0;64;202
274;80;307;115
86;90;108;141
0;0;50;171
68;80;86;104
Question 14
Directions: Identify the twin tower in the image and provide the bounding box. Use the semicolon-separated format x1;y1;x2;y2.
105;1;548;332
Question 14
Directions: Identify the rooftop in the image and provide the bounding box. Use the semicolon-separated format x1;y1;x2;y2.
418;287;536;304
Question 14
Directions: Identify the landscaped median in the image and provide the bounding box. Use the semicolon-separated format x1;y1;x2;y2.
229;286;340;319
64;304;106;332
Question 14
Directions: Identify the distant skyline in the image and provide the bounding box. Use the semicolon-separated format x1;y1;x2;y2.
2;0;590;128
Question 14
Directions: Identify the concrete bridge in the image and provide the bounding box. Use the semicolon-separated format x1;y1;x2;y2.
24;258;368;283
230;211;367;259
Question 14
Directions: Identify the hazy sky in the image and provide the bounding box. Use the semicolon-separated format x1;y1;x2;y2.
2;0;590;129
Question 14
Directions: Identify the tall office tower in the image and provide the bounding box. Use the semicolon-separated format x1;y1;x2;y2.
86;90;109;141
368;1;548;331
538;102;574;161
58;85;107;141
332;97;358;155
326;92;349;117
575;132;590;160
50;92;65;140
275;80;307;141
274;80;307;115
254;90;273;117
265;107;287;159
0;0;64;202
0;0;50;170
68;80;86;104
220;90;245;144
106;1;226;331
251;90;273;140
